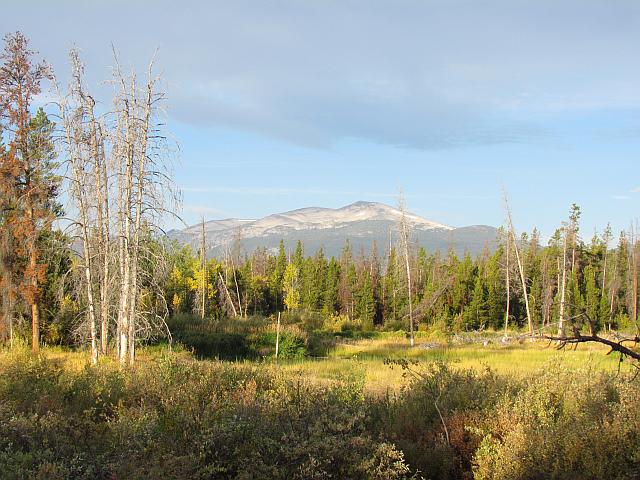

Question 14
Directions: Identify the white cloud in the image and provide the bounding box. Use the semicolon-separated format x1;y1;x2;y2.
6;0;640;149
182;205;229;216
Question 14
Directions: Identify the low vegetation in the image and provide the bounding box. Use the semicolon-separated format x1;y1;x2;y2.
0;344;638;480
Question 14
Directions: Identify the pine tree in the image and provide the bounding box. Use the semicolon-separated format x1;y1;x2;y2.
354;269;375;328
465;273;488;329
383;247;402;324
485;247;505;330
323;258;340;315
0;33;56;351
584;264;600;332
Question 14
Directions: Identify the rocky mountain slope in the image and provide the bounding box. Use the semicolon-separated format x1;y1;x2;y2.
169;201;497;258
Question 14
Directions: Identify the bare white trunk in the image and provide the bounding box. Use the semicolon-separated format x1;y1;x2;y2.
504;195;533;335
558;232;568;337
504;235;510;336
60;64;99;364
275;311;281;359
398;194;414;347
200;219;206;319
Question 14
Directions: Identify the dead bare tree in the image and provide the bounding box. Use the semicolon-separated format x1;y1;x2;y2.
538;308;640;372
110;50;178;365
558;225;568;337
503;229;511;336
397;193;414;347
503;193;533;335
57;50;106;364
199;217;207;319
628;222;639;334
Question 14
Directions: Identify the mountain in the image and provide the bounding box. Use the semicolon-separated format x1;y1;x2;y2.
169;201;498;258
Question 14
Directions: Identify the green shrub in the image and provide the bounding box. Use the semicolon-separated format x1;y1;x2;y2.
370;362;514;480
250;331;307;359
0;353;416;479
175;331;251;359
473;362;640;480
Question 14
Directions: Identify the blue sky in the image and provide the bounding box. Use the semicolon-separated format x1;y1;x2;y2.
5;0;640;241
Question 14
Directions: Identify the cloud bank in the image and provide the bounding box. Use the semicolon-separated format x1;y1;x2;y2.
5;0;640;148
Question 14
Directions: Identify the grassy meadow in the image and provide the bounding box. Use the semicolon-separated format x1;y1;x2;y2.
278;335;631;394
17;330;633;395
1;331;639;479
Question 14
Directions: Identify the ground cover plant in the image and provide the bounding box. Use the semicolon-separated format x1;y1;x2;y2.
0;341;638;480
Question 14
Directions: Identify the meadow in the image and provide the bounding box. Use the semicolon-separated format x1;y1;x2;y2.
278;334;632;394
1;332;638;479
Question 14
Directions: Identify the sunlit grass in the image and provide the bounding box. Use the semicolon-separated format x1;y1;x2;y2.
278;337;632;394
1;336;633;396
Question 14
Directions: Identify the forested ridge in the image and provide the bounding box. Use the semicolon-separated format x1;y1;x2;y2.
165;219;639;335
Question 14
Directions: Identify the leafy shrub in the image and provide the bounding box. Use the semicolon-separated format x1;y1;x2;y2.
177;331;251;359
370;361;514;480
251;331;307;359
473;362;640;480
0;352;415;479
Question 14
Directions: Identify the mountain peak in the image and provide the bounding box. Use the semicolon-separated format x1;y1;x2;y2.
172;201;496;258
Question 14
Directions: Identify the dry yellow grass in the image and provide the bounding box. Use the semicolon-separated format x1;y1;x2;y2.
274;337;632;394
2;337;632;396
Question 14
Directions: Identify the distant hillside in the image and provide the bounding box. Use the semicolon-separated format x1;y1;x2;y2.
168;201;498;258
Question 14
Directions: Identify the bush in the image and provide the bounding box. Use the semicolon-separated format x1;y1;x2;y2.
251;331;307;359
0;352;416;479
177;331;251;360
473;362;640;480
369;361;514;480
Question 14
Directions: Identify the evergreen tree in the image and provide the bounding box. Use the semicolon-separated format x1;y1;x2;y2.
464;273;488;329
485;247;505;330
583;264;600;331
354;269;375;328
383;247;401;323
323;258;340;315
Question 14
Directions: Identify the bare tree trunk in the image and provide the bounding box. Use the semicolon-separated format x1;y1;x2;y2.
218;272;238;317
87;99;108;361
59;65;99;363
30;246;39;353
117;98;133;365
88;110;111;357
398;194;414;347
200;219;206;319
504;234;510;336
127;67;154;365
631;225;639;333
558;231;568;337
275;311;281;360
504;195;533;335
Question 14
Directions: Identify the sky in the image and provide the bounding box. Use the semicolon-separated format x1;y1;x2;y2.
4;0;640;242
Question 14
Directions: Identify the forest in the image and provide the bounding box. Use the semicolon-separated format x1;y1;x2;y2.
0;31;639;479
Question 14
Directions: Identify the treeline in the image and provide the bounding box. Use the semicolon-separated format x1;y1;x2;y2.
167;207;639;336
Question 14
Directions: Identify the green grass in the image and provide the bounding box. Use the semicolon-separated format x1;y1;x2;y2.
270;336;634;394
5;335;633;396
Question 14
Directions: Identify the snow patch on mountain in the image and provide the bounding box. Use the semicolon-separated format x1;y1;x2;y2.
171;201;496;258
197;201;452;238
